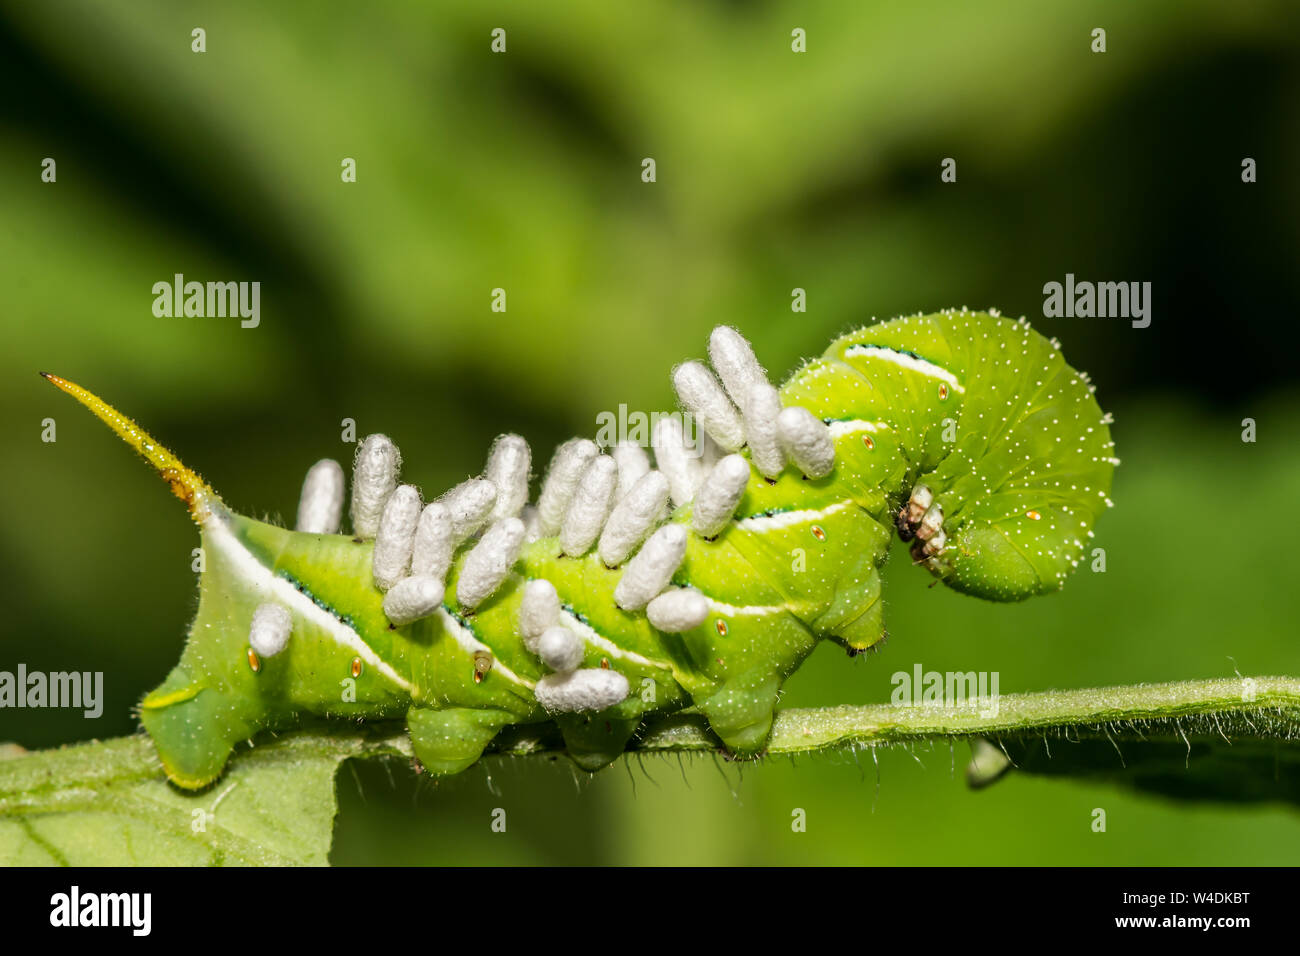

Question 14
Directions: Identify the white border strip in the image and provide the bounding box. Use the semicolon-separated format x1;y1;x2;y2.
844;345;965;393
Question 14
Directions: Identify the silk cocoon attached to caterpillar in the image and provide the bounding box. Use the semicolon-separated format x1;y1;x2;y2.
44;309;1116;789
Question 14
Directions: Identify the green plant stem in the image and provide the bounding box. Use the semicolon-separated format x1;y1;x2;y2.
3;676;1296;812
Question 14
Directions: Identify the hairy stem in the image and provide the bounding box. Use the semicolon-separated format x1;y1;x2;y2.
3;676;1296;814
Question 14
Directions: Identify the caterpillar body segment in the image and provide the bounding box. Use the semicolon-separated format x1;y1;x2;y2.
827;313;1115;598
45;309;1114;788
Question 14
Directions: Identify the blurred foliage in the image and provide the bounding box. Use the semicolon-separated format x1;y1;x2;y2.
1;0;1298;864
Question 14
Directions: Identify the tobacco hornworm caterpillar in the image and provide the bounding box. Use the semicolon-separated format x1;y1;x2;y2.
45;309;1115;788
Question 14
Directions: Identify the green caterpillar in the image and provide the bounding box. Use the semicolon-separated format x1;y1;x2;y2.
46;309;1115;789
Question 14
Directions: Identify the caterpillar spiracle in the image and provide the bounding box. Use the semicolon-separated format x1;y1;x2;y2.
45;309;1115;788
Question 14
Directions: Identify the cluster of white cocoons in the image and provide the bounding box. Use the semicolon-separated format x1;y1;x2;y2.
286;325;835;705
701;326;836;482
518;578;628;713
651;417;700;508
294;428;536;630
588;325;835;623
524;322;844;633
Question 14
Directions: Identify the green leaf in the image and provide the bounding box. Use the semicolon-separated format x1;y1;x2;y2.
3;677;1297;866
0;732;406;866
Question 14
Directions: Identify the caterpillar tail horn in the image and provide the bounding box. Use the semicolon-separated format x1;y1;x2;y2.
40;373;221;522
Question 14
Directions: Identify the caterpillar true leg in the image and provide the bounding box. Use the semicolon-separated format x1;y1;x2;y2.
896;484;933;541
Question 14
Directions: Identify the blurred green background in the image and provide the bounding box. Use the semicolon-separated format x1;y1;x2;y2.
2;1;1299;864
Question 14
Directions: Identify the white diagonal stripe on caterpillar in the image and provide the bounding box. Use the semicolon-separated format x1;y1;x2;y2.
701;597;791;617
435;607;534;690
842;344;966;393
826;419;887;439
733;500;853;532
206;508;413;692
558;606;674;672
